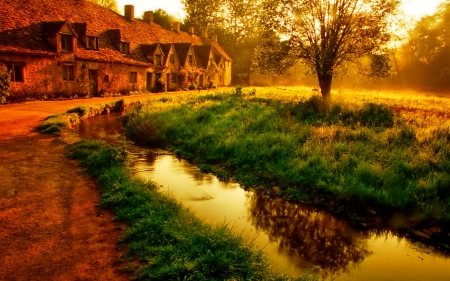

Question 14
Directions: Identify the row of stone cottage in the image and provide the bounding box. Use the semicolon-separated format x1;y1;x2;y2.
0;0;232;101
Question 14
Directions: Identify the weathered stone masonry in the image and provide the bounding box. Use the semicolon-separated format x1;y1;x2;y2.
0;0;232;101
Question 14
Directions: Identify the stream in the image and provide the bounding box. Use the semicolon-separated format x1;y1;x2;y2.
75;112;450;280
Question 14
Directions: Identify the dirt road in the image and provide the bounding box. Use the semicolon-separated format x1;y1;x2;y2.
0;95;165;281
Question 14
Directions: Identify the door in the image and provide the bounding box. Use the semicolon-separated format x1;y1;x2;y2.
88;70;98;96
146;73;153;92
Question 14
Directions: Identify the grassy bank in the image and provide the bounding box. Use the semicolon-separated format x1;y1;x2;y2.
68;140;312;280
37;100;127;135
122;87;450;230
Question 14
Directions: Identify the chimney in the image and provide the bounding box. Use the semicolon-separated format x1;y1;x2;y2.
143;11;154;25
188;26;194;35
124;5;134;21
201;29;208;38
173;21;180;33
211;34;218;42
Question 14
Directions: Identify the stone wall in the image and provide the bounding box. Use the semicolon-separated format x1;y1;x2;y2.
0;54;152;101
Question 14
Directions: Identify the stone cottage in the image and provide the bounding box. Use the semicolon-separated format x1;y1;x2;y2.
0;0;232;101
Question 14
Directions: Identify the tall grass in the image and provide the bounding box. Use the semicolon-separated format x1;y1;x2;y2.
123;87;450;227
68;140;314;280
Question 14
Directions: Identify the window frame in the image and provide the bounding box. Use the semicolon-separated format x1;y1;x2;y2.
155;54;162;66
86;36;99;50
61;34;73;52
129;72;137;83
61;64;75;81
6;64;24;82
120;42;130;54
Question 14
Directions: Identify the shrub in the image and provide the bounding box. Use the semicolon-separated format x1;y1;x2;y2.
0;64;11;104
208;80;216;88
358;103;394;127
155;78;167;93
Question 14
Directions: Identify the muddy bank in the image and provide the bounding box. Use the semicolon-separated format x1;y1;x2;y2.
0;95;162;281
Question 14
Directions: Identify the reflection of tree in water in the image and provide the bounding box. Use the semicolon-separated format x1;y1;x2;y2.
247;191;372;277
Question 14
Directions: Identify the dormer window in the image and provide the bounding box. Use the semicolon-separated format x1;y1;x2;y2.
87;36;99;50
188;55;193;64
170;54;174;64
61;34;73;51
120;42;130;54
155;54;162;66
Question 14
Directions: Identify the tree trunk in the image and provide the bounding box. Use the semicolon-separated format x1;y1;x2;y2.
318;74;332;101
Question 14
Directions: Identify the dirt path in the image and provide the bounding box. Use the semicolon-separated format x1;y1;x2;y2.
0;94;175;281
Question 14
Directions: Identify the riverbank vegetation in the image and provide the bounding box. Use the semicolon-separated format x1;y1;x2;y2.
123;87;450;231
68;140;312;280
37;100;127;135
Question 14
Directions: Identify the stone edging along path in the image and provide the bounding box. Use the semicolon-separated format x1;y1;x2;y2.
0;93;187;281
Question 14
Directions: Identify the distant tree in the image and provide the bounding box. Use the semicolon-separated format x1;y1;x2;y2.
261;0;399;99
252;31;298;84
400;0;450;89
182;0;262;84
88;0;119;13
152;9;178;30
181;0;223;32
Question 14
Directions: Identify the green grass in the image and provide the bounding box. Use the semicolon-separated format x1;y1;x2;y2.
68;140;315;280
37;114;68;135
38;99;128;135
122;88;450;228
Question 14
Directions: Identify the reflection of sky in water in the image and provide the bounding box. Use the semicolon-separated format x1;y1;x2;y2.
76;113;450;280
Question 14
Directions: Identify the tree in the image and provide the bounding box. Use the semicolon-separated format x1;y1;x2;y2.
152;9;178;30
261;0;399;99
182;0;263;84
399;0;450;90
88;0;119;13
252;31;298;84
181;0;223;32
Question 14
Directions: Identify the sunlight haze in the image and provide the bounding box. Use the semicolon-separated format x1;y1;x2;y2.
117;0;446;20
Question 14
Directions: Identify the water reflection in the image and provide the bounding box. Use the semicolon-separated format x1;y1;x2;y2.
248;191;372;277
76;113;450;280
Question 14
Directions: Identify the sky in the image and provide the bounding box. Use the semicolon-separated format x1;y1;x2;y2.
117;0;186;18
117;0;446;20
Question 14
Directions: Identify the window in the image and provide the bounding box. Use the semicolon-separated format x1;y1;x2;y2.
130;72;137;83
6;64;24;82
170;54;174;64
87;36;99;50
155;54;162;66
62;65;75;81
61;34;73;51
188;55;193;64
170;73;177;83
120;42;130;54
104;75;109;82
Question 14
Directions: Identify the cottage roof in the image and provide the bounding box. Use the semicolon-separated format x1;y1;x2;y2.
159;43;173;65
203;38;233;61
0;0;230;66
172;43;192;67
193;45;212;69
